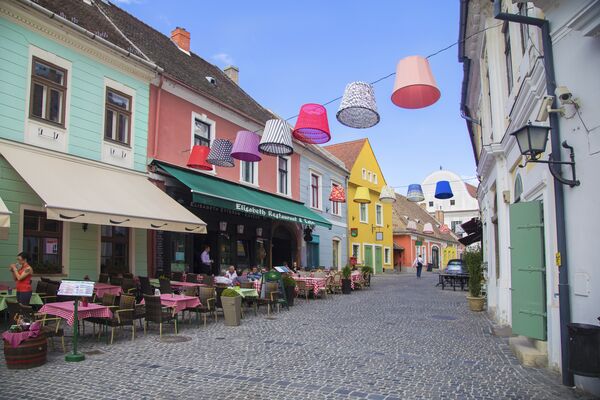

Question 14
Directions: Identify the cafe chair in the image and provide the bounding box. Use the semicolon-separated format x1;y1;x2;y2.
98;294;136;345
143;295;178;338
98;273;109;283
159;278;173;294
171;271;184;282
198;286;217;325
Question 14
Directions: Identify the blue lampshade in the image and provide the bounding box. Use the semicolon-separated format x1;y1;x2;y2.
406;184;424;202
434;181;453;199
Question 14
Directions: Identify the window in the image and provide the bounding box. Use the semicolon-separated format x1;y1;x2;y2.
332;239;340;269
359;203;368;223
451;220;463;233
514;173;523;203
428;201;434;207
373;174;378;184
330;182;342;216
450;200;456;206
362;169;366;180
30;57;67;126
502;21;513;95
104;88;132;146
193;119;211;147
310;173;321;209
384;247;391;264
352;244;360;261
101;226;129;274
367;171;372;182
518;4;530;55
277;156;289;195
241;161;257;185
375;203;383;226
23;210;62;274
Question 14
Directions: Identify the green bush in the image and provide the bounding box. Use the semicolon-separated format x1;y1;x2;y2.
464;248;483;297
361;266;373;275
221;288;240;297
341;265;352;279
282;276;296;288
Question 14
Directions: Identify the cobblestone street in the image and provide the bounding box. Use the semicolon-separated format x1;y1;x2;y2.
1;273;594;399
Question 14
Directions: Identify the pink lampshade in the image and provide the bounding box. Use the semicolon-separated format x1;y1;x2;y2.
231;131;262;162
329;185;346;202
186;145;212;170
391;56;440;109
292;103;331;144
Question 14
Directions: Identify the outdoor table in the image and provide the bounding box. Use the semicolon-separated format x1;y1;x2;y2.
39;301;113;326
170;281;206;292
0;292;44;311
93;283;123;299
439;273;469;291
231;287;258;298
293;277;327;297
250;280;261;292
141;294;201;314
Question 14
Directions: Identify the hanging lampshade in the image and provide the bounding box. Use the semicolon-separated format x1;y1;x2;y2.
407;220;417;230
423;222;434;234
336;81;380;129
186;145;212;170
231;131;262;162
439;224;450;234
353;186;371;204
391;55;441;109
206;139;235;167
258;119;293;156
292;103;331;144
434;180;454;199
378;185;396;204
329;185;346;203
406;184;425;202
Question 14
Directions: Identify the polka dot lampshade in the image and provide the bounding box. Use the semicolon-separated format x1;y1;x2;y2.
329;185;346;203
336;81;380;129
206;139;235;168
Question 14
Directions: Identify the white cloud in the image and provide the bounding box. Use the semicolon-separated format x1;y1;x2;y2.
212;53;234;66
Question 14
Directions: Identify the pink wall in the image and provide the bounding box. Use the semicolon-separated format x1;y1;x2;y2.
148;85;300;200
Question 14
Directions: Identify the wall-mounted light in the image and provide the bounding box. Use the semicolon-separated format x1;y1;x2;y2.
511;122;580;187
237;224;244;234
219;221;228;232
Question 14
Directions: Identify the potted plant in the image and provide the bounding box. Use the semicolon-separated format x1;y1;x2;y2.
220;288;242;326
341;265;352;294
282;276;296;306
464;248;485;312
361;266;373;287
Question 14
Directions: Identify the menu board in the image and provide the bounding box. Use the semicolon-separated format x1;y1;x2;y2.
274;266;292;273
58;280;95;297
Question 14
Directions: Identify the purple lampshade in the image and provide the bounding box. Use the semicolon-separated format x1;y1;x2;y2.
231;131;262;162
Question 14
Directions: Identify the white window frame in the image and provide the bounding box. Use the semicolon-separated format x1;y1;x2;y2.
367;171;372;182
330;180;343;217
362;168;367;180
276;155;291;197
359;203;368;224
190;112;216;174
332;237;342;270
239;160;259;187
375;203;383;226
101;78;135;169
374;174;378;184
352;243;361;263
309;170;323;210
384;247;391;265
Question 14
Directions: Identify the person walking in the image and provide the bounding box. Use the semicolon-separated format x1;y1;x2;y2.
200;245;213;275
412;254;424;279
9;252;33;305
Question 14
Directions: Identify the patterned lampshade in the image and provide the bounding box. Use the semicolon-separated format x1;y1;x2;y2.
231;131;262;162
434;180;453;199
406;184;425;202
259;119;293;156
407;220;417;230
439;224;450;234
336;81;380;129
186;145;212;170
292;104;331;144
329;185;346;203
354;186;370;204
206;139;235;168
378;185;396;204
391;56;440;109
423;222;434;234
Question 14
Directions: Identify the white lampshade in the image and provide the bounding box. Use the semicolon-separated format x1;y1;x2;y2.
378;185;396;204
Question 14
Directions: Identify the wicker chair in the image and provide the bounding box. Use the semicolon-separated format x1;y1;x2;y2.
186;273;198;283
97;295;136;344
143;295;177;338
171;271;184;282
34;306;65;353
122;272;134;279
331;274;342;294
363;272;371;288
198;286;217;324
159;278;172;294
98;273;109;283
138;276;154;296
121;277;137;296
40;282;58;303
296;280;310;300
35;280;48;297
258;282;280;315
109;276;123;287
89;293;117;331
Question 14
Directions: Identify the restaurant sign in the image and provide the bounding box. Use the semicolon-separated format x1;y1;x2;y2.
234;203;316;225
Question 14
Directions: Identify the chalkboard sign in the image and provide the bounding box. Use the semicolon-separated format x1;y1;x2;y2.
58;280;95;297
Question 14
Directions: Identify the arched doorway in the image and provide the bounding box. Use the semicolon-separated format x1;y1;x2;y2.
431;246;440;269
272;225;296;267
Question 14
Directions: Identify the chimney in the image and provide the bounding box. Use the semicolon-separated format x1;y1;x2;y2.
171;27;190;53
435;210;445;224
224;65;239;84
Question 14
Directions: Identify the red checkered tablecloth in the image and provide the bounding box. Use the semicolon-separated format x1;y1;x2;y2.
39;301;113;326
141;294;201;314
350;272;362;289
94;283;123;299
294;277;327;296
252;280;261;292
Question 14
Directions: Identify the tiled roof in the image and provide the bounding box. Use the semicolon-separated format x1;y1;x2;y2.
392;194;459;244
322;139;367;170
465;183;478;198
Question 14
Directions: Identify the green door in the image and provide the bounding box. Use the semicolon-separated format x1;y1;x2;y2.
364;245;373;272
375;246;383;274
509;200;547;340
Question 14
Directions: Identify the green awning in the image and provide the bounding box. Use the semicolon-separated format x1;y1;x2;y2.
158;163;332;229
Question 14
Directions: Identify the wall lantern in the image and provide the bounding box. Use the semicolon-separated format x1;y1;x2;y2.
237;224;244;234
186;145;212;170
219;221;228;232
510;122;580;187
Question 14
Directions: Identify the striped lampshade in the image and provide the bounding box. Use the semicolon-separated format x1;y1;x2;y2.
329;185;346;203
231;131;262;162
259;119;293;156
206;139;235;167
378;185;396;204
406;184;425;202
336;82;380;129
292;103;331;144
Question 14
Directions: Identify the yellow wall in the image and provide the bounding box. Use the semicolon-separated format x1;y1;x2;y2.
346;140;394;274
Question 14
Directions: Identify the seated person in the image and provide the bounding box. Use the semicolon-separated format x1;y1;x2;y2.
247;266;262;281
214;271;233;286
225;265;238;281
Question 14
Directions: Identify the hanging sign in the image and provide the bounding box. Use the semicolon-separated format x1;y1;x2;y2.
376;232;383;241
415;241;423;246
58;280;95;297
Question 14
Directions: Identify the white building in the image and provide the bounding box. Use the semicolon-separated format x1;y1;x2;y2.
421;169;479;236
460;0;600;395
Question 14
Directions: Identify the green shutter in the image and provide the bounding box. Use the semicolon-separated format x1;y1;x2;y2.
375;246;383;274
509;200;547;340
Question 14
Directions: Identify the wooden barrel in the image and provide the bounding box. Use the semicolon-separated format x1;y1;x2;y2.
3;334;47;369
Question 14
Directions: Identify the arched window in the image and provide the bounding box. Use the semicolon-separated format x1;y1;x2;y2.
514;173;523;203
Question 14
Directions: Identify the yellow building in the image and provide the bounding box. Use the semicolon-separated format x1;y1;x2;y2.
324;139;394;274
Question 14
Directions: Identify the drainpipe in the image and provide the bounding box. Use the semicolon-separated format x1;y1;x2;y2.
493;0;573;387
152;75;164;158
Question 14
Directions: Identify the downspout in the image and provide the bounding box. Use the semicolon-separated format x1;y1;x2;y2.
493;0;573;387
152;75;164;158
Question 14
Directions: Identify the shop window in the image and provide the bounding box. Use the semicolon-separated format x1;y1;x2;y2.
359;203;368;223
30;57;67;127
104;88;132;146
101;226;129;274
193;118;211;147
22;210;62;274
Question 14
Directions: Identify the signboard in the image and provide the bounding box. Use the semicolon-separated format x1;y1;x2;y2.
350;228;358;237
376;232;383;241
274;266;292;273
58;280;95;297
415;241;423;246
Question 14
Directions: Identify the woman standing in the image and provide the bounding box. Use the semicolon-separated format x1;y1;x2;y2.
9;252;33;305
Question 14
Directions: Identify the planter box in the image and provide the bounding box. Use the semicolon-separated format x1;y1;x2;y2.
221;296;242;326
284;286;295;306
467;296;485;312
4;334;47;369
341;279;352;294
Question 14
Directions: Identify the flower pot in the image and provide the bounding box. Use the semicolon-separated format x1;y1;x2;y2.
466;296;485;312
221;296;242;326
284;286;295;306
341;279;352;294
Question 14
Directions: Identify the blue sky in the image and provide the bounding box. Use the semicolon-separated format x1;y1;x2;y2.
113;0;476;190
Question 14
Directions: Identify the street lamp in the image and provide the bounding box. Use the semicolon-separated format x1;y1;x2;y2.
510;122;580;187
